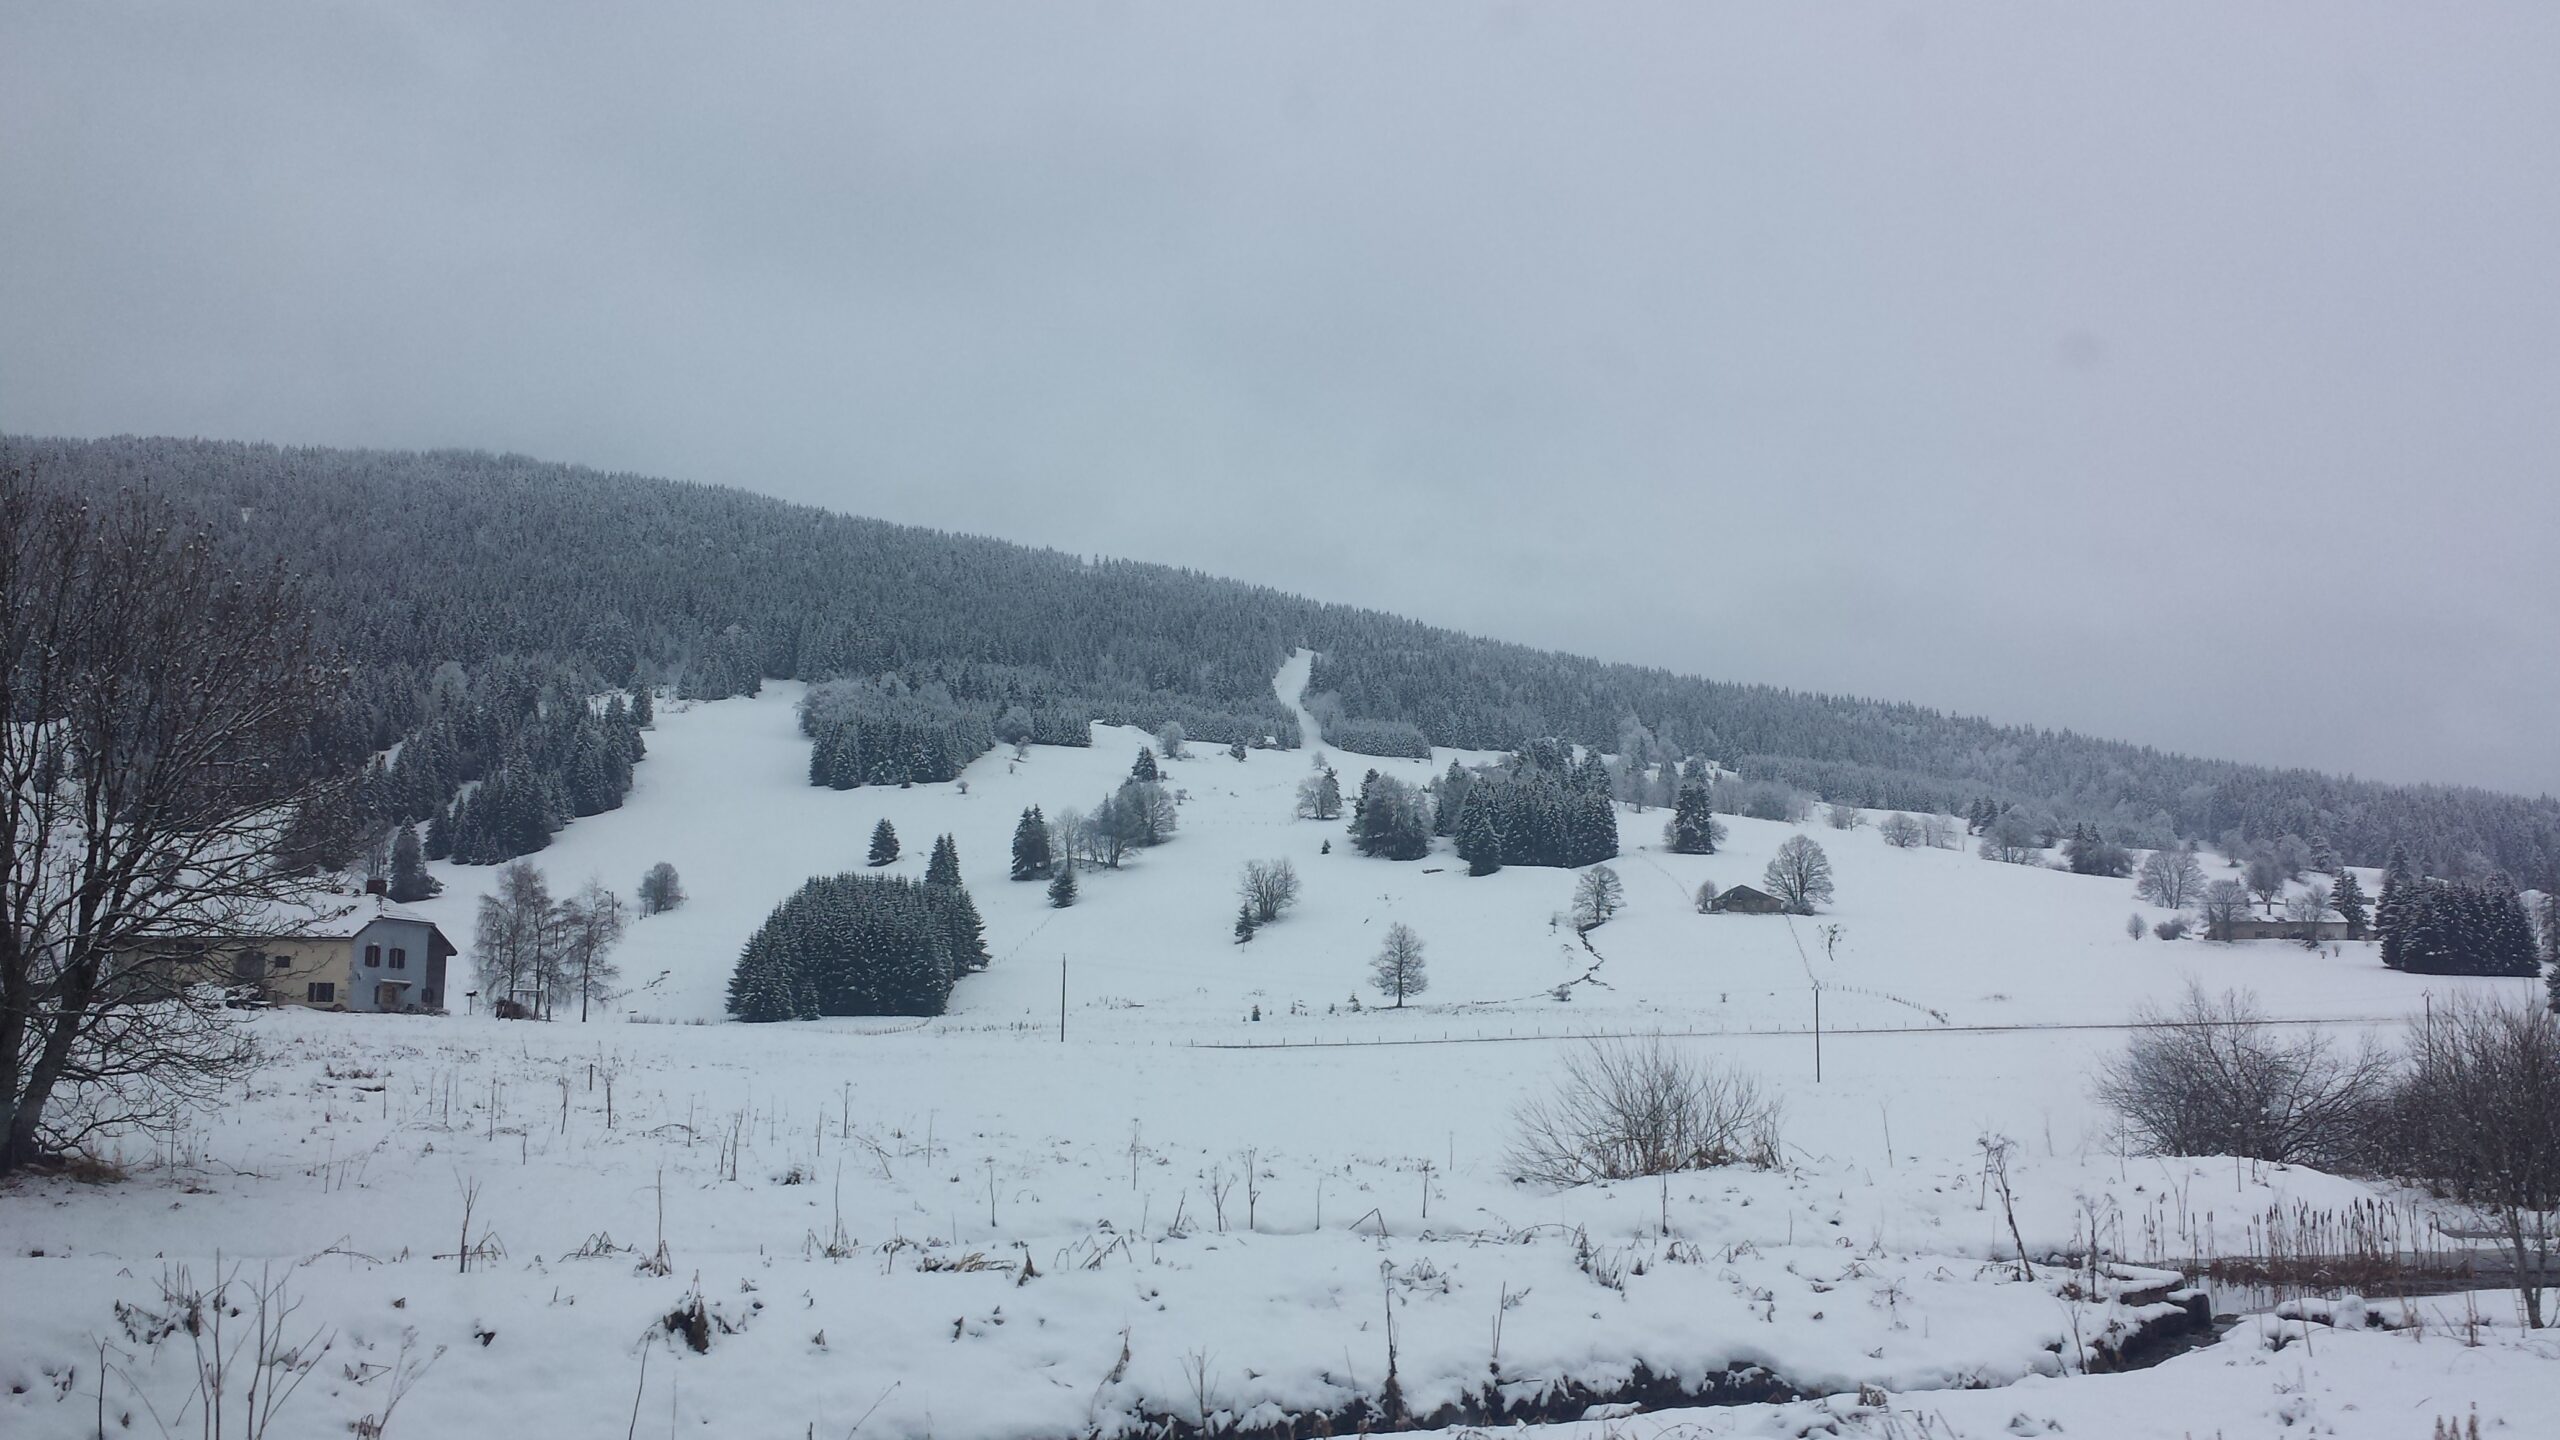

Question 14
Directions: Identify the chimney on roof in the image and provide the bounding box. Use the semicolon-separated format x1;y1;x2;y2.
364;875;388;897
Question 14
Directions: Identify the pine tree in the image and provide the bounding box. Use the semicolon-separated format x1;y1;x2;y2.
868;818;899;867
2331;866;2370;939
1455;789;1504;876
386;822;440;903
1234;903;1260;944
1131;747;1159;783
926;881;991;973
1666;782;1721;855
926;833;961;887
2378;843;2414;969
1011;806;1052;880
1047;861;1078;908
631;685;653;728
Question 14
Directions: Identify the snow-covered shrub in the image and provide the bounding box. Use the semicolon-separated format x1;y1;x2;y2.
2092;984;2394;1168
1508;1039;1783;1185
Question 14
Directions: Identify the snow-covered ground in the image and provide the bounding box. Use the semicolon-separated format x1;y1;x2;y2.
2;663;2549;1439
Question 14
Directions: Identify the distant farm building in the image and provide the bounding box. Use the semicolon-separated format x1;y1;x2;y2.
2223;915;2355;944
1708;884;1788;915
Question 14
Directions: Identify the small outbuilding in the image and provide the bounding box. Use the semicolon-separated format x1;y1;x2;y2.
1708;884;1788;915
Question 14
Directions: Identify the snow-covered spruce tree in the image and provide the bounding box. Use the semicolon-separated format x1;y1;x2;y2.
387;823;441;903
2377;844;2414;968
926;833;961;887
1368;923;1428;1008
1234;904;1259;945
926;882;991;974
1432;761;1474;838
2327;866;2367;939
1131;747;1159;783
1010;806;1052;880
1047;860;1078;909
1762;836;1835;915
638;860;685;915
0;472;349;1175
1665;781;1722;855
1454;788;1503;876
868;819;899;867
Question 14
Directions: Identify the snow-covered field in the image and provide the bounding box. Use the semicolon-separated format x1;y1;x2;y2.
3;656;2550;1439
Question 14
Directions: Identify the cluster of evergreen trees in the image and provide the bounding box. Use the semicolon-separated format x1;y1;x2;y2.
725;863;990;1021
1348;771;1432;859
1446;741;1621;876
22;435;2559;887
424;692;647;865
2061;824;2135;878
801;679;998;789
2377;847;2542;977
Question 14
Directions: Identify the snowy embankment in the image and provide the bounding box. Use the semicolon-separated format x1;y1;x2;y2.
0;659;2543;1438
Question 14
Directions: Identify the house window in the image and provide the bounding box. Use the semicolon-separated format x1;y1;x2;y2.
365;944;381;967
271;954;292;970
306;982;336;1003
390;947;406;970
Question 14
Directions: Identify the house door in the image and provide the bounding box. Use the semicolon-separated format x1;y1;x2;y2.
376;983;405;1012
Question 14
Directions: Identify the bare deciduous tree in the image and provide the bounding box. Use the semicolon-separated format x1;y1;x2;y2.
2092;984;2394;1169
637;861;685;915
1919;813;1959;850
557;879;627;1021
2;471;345;1174
1762;835;1834;915
2199;879;2251;942
1570;865;1624;932
2136;847;2205;909
1237;858;1300;924
1877;812;1924;849
2394;996;2560;1327
475;862;556;1016
1368;923;1426;1008
1508;1038;1782;1186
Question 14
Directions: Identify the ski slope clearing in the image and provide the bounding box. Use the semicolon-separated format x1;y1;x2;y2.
0;665;2545;1438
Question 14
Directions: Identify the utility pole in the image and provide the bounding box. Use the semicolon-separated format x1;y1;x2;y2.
1059;955;1067;1042
1812;984;1823;1084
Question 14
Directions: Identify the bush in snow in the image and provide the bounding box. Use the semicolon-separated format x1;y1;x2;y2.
1508;1039;1782;1185
638;860;685;914
2387;995;2560;1327
1876;812;1924;849
2092;984;2393;1170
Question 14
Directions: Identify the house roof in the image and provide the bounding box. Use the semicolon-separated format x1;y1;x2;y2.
1717;884;1777;902
181;891;456;955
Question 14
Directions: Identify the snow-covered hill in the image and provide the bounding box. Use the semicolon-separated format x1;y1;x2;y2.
2;661;2547;1440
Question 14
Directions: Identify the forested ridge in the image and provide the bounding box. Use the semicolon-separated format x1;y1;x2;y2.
10;434;2553;882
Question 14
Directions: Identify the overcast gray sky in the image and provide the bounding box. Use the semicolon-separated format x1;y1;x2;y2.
5;3;2554;794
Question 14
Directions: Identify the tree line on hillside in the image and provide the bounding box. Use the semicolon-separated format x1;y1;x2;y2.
17;435;2557;886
